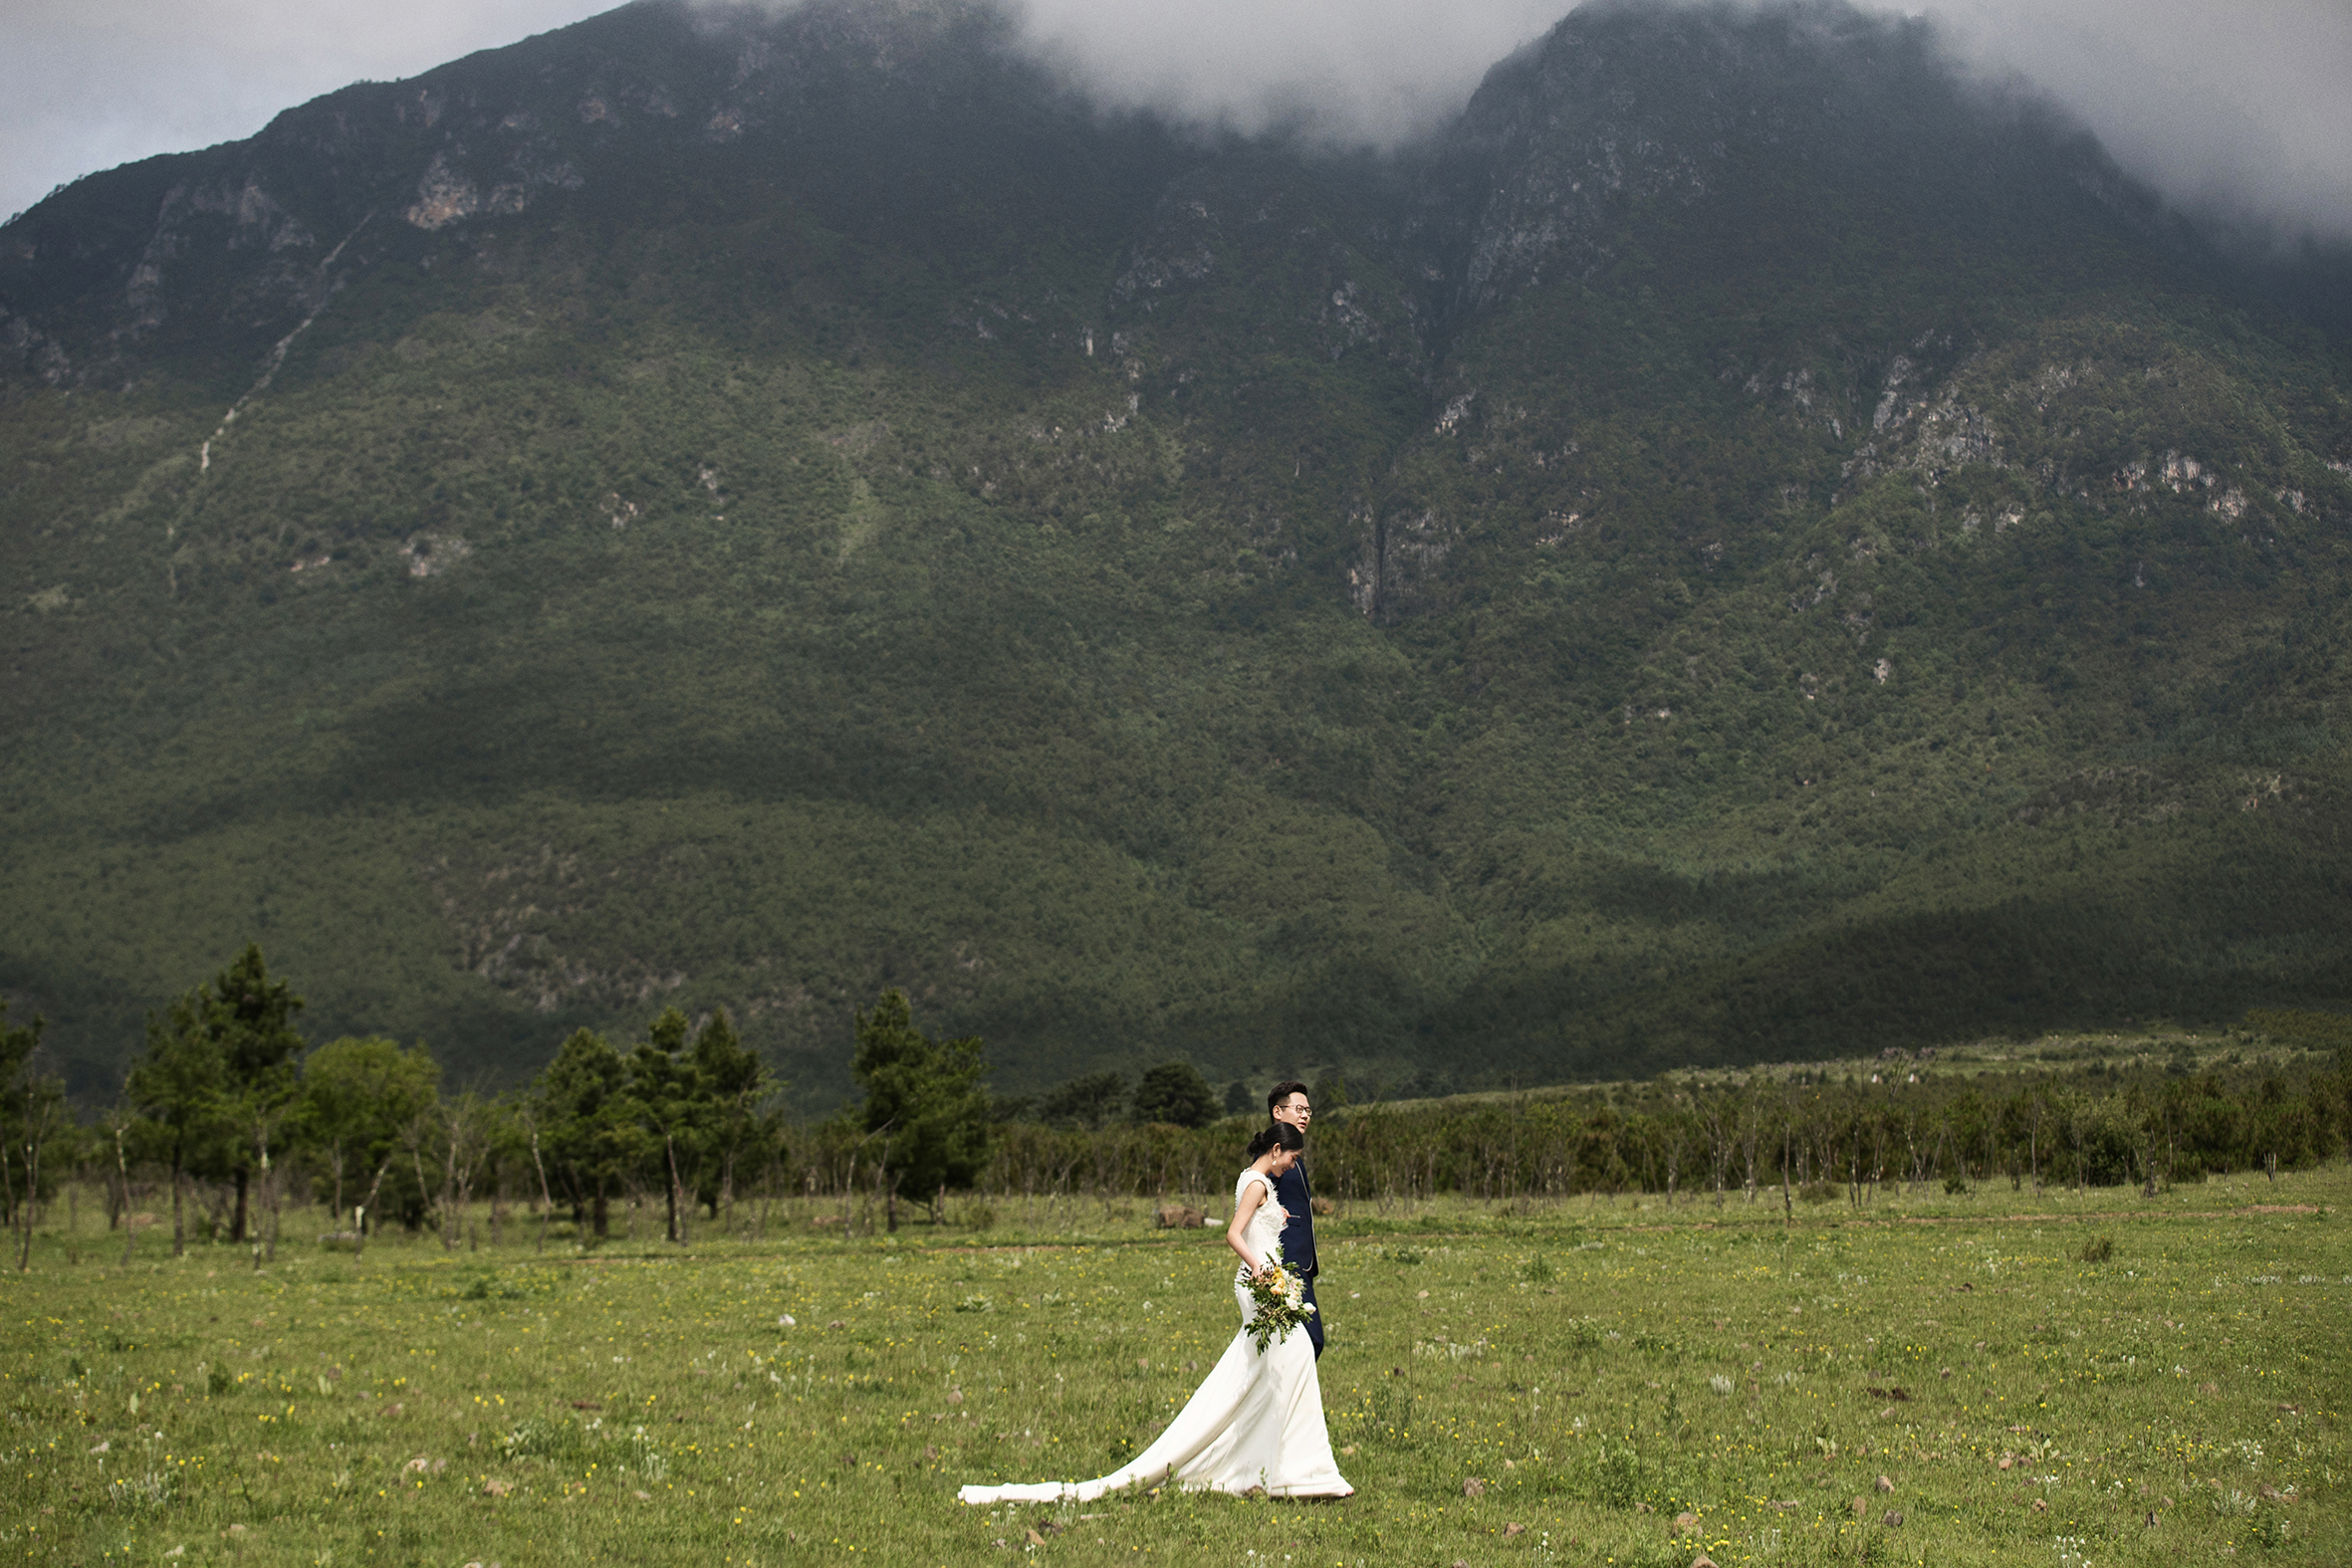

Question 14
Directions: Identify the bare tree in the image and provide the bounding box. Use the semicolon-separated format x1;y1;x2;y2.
1738;1088;1764;1203
1698;1088;1730;1209
107;1094;137;1266
4;1008;65;1271
437;1094;498;1250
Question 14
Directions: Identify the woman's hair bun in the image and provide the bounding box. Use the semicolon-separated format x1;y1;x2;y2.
1246;1121;1306;1159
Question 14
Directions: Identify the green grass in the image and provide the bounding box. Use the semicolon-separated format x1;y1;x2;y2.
5;1168;2347;1565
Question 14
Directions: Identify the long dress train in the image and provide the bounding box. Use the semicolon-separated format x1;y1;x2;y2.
956;1168;1352;1504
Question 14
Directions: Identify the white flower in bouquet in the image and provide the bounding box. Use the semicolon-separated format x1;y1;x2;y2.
1245;1242;1316;1353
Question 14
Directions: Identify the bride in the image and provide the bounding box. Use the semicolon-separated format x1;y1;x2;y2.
957;1121;1353;1503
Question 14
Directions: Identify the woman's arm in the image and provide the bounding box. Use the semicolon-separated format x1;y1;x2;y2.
1225;1177;1271;1274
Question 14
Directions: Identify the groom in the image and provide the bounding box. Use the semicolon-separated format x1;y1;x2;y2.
1266;1081;1325;1358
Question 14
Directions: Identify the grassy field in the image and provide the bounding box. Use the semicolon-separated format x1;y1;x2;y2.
3;1169;2346;1567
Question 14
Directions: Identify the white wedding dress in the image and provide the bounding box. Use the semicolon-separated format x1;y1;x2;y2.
957;1168;1352;1504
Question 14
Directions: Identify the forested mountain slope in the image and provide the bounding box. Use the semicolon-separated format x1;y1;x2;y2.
4;0;2348;1105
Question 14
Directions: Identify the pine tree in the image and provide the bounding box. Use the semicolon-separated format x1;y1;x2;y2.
628;1007;706;1243
535;1028;629;1239
848;989;990;1229
691;1008;773;1232
1129;1061;1219;1129
129;985;234;1257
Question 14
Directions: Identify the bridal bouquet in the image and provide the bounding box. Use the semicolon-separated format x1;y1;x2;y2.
1245;1247;1316;1353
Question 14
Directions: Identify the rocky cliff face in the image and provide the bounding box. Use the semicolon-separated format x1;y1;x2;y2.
1409;0;2172;326
1;0;1175;387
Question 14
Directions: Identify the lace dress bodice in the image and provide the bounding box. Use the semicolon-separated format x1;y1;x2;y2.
1235;1168;1286;1273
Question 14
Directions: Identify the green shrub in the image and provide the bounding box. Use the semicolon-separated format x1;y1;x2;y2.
1594;1437;1641;1508
500;1417;598;1463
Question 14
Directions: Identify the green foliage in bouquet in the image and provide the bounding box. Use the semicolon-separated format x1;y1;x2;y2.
1243;1245;1318;1355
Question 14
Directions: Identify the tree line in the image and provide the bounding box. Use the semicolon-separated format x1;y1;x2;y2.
964;1033;2351;1227
3;947;2348;1264
0;947;1027;1259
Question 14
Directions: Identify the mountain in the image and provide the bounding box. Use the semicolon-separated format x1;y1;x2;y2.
4;0;2349;1108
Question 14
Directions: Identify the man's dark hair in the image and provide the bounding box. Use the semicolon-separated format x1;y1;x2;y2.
1267;1079;1310;1116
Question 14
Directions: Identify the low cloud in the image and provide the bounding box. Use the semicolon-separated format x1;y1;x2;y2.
5;0;2346;244
1012;0;1565;145
1920;0;2352;244
1009;0;2352;243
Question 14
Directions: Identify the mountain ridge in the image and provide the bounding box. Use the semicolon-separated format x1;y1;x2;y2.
3;0;2348;1109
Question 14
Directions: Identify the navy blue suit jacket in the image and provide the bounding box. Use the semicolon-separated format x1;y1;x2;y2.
1271;1157;1316;1278
1271;1153;1325;1356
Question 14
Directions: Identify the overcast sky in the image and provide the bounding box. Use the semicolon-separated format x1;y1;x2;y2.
4;0;2346;242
